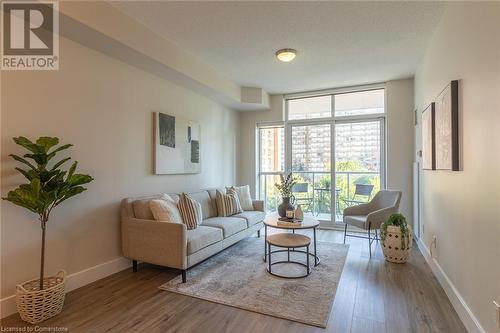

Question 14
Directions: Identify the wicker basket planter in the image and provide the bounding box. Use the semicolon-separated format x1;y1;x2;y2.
381;225;412;263
16;270;66;324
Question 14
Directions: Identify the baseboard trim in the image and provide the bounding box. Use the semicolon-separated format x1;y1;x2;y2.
415;237;485;333
0;257;131;319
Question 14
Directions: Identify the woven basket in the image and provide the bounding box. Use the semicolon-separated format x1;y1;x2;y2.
16;270;66;324
381;225;412;263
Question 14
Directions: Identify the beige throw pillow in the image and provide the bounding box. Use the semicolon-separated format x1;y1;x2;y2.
149;195;182;224
178;193;202;230
227;185;253;211
216;189;243;217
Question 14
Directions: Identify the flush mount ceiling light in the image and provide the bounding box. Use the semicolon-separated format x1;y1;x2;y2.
276;48;297;62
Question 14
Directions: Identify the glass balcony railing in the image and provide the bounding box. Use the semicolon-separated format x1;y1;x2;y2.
258;171;380;223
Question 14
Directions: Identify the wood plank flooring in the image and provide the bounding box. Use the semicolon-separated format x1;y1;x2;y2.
1;229;466;333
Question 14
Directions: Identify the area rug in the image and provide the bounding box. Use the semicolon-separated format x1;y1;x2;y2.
159;237;349;328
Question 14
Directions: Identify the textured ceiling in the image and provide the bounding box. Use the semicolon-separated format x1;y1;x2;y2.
111;1;444;94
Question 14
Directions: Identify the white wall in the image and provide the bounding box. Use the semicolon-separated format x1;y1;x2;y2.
414;2;500;332
386;79;414;224
0;35;238;308
238;95;284;194
237;80;414;223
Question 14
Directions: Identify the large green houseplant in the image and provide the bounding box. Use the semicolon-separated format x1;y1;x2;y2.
2;136;93;323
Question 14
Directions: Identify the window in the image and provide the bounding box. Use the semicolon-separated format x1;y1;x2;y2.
334;89;384;117
291;124;331;172
259;127;284;172
287;95;332;120
258;85;386;224
257;126;284;212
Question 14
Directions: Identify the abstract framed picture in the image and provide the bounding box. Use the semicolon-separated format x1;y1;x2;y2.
154;112;201;174
434;80;459;171
422;102;435;170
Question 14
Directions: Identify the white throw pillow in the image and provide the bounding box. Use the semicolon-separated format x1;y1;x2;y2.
149;194;182;224
227;185;253;211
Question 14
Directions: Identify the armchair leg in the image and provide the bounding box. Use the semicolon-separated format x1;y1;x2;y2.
181;270;187;283
368;223;372;258
132;260;138;272
257;230;261;238
343;223;347;244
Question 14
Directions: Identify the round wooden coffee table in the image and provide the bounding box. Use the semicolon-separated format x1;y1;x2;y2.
263;215;320;267
266;233;311;278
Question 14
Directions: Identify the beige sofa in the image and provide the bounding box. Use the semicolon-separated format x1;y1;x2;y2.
121;189;265;282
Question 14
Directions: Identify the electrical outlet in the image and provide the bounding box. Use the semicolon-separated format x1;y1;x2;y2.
494;301;500;329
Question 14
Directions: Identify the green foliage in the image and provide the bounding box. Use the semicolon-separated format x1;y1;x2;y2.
274;172;297;198
2;136;93;223
380;213;410;250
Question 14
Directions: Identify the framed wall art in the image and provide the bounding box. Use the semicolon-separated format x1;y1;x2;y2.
154;112;201;175
434;80;459;171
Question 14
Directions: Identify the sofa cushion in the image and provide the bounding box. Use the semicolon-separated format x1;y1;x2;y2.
234;211;266;227
201;217;247;238
187;226;223;255
186;191;217;219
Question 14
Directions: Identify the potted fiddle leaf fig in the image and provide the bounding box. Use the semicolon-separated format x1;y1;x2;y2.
380;213;412;263
2;136;93;324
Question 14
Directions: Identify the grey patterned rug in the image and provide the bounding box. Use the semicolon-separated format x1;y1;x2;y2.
159;237;349;328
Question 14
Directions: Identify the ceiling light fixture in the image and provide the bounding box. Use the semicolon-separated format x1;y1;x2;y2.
276;48;297;62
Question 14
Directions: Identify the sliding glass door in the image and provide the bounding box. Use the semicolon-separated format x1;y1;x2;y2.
334;119;384;223
289;123;332;221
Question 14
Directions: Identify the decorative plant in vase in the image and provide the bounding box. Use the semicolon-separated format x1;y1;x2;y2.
2;136;93;324
380;213;412;263
274;172;297;218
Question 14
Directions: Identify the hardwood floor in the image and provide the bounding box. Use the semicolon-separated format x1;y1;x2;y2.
1;229;466;333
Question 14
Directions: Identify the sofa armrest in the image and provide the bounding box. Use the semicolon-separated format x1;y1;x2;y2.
252;200;264;212
121;217;187;269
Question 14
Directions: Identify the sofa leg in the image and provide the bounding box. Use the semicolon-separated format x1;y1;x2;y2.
132;260;138;272
181;270;187;283
257;230;261;238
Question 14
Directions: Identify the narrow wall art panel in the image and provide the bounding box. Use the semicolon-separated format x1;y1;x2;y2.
154;112;201;174
434;80;459;171
422;102;436;170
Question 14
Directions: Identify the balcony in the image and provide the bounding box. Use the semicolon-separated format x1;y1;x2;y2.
258;171;380;223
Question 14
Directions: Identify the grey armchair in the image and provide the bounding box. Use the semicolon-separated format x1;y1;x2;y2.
343;190;402;256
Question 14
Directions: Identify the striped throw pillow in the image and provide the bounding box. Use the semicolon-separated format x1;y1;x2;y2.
216;189;243;217
178;193;202;230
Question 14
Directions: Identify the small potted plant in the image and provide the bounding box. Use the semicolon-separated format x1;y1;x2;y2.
2;136;93;324
380;213;412;263
274;172;297;218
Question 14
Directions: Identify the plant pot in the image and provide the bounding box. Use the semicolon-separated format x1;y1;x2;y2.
277;197;295;218
381;225;412;263
16;270;66;324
